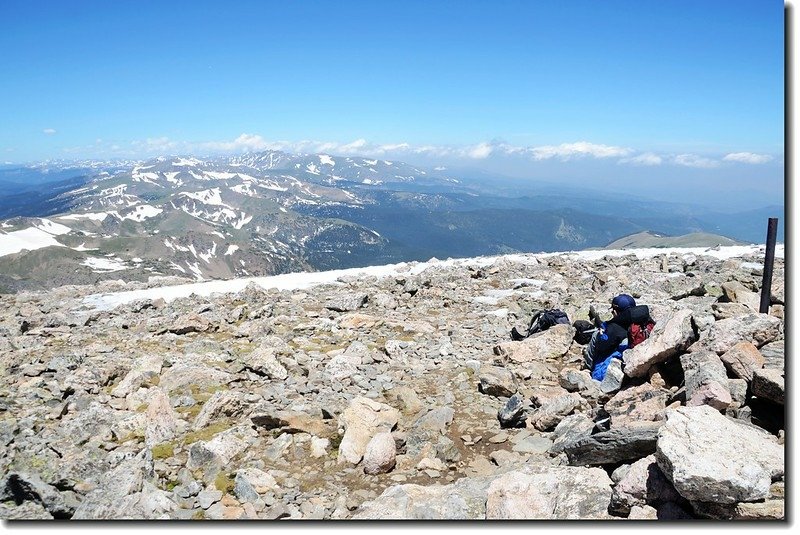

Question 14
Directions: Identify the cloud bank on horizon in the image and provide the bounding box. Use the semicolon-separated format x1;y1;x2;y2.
56;133;778;171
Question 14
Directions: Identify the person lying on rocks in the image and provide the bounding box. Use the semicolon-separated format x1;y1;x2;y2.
582;294;656;380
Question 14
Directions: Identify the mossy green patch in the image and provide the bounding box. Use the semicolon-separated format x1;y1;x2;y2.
182;420;231;446
214;472;234;493
151;442;175;459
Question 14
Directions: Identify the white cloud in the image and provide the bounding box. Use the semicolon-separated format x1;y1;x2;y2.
467;142;494;159
528;141;633;161
619;152;663;166
673;153;720;169
43;128;57;135
723;152;773;164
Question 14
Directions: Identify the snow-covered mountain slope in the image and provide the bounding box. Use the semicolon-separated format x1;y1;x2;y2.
0;151;782;294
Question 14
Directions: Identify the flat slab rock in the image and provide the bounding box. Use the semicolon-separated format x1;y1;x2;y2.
353;463;613;520
656;405;784;504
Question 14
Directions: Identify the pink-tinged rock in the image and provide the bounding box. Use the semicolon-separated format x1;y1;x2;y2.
362;432;397;475
719;341;765;382
493;324;574;363
623;309;695;378
337;397;400;465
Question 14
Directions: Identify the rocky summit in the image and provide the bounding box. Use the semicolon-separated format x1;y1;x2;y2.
0;245;785;520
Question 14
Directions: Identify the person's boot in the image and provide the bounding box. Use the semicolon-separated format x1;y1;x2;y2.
510;327;526;341
588;305;602;328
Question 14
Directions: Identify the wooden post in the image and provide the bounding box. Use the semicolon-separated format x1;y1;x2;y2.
759;218;778;314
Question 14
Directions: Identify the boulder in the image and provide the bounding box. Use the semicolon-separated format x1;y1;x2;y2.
362;432;397;475
192;390;248;430
497;394;526;428
485;464;613;519
144;388;179;447
695;313;782;355
529;393;587;432
72;450;154;519
610;455;682;515
246;348;288;380
478;365;517;397
2;472;74;519
493;324;574;363
325;293;368;312
719;341;765;382
680;350;732;410
605;383;668;428
599;359;624;394
405;407;455;456
353;476;494;519
497;393;526;429
623;309;695;377
656;406;784;504
549;413;595;455
168;313;213;335
558;368;602;398
337;397;400;465
751;368;784;405
720;281;760;311
564;422;662;466
759;340;784;371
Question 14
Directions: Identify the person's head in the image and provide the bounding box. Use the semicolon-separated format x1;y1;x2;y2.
611;294;636;315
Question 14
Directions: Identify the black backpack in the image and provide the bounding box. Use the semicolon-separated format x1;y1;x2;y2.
511;309;570;341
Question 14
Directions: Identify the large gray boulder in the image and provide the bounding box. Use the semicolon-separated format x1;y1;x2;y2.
478;365;518;397
493;324;574;363
246;347;289;380
485;464;613;519
564;422;662;466
549;413;595;455
529;393;587;432
656;406;784;504
751;368;784;405
680;350;732;410
405;406;456;457
325;292;368;312
624;309;696;378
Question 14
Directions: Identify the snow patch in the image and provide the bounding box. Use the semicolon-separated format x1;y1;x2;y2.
319;154;335;166
36;219;72;235
121;205;162;222
225;244;239;256
82;257;128;272
172;157;204;166
58;212;110;222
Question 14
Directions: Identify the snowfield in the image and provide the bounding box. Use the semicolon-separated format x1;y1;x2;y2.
80;244;782;311
0;219;71;257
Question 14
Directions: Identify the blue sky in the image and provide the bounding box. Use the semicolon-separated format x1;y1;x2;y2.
0;0;785;204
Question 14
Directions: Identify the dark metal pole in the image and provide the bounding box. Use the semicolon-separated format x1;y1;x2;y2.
759;218;778;314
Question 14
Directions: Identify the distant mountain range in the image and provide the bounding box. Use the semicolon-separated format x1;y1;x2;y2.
0;151;784;292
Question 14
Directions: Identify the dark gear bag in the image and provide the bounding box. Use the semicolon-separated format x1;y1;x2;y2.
511;308;571;341
572;319;595;345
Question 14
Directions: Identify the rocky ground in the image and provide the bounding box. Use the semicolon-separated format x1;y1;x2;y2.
0;247;785;520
